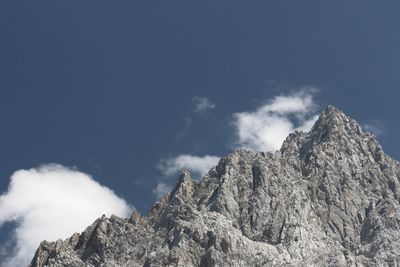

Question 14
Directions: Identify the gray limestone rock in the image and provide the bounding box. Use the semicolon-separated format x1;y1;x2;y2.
30;106;400;266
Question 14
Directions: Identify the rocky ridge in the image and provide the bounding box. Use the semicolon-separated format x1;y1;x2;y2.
30;106;400;266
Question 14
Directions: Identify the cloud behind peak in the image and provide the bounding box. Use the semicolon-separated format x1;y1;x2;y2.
0;164;133;267
232;90;319;152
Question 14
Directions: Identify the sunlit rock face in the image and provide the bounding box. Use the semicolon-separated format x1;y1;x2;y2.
31;106;400;267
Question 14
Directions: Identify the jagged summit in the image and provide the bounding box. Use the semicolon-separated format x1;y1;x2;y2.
309;105;364;141
31;106;400;267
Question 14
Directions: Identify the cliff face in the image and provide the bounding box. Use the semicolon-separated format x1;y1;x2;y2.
30;106;400;267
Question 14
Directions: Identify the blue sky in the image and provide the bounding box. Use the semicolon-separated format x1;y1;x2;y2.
1;1;400;265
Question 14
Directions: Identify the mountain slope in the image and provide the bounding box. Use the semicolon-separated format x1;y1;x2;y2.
30;106;400;266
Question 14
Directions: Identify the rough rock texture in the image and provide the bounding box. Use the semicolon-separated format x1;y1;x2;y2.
30;106;400;266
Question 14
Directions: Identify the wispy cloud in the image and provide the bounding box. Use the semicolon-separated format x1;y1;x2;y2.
176;96;216;139
154;154;220;198
232;89;319;152
192;96;216;114
152;182;173;199
0;164;133;267
362;120;385;137
158;154;220;180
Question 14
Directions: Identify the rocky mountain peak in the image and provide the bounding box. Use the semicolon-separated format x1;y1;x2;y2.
308;105;364;143
280;106;384;169
170;170;195;200
30;106;400;267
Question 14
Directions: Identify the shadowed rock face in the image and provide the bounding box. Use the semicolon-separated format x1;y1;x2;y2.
30;106;400;267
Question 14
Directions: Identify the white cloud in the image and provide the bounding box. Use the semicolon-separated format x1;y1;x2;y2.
158;154;220;180
232;90;318;152
362;121;385;137
154;154;219;198
296;114;319;132
0;164;133;267
152;182;173;199
192;96;216;113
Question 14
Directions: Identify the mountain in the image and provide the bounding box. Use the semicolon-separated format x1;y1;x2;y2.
30;106;400;266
